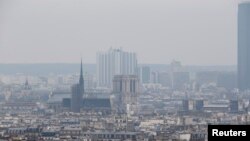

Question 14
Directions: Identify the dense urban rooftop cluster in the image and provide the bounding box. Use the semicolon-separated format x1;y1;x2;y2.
0;58;250;141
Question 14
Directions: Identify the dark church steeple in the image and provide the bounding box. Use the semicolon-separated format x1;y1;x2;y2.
79;59;84;85
71;59;84;113
24;77;31;90
25;78;29;86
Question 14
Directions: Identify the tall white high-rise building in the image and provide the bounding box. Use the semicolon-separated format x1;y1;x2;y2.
97;48;138;88
238;2;250;91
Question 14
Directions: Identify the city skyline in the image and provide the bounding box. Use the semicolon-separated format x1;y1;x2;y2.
1;1;250;140
0;0;239;65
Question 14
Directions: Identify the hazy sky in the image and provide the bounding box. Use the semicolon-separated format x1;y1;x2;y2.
0;0;241;65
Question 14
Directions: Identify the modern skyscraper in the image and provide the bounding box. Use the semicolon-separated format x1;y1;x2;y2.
71;60;84;113
238;2;250;91
138;66;151;84
97;48;138;88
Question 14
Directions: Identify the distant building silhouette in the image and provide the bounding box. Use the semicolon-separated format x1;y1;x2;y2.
238;2;250;91
97;48;138;88
71;60;84;112
138;66;151;84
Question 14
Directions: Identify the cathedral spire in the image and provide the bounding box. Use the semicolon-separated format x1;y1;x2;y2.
25;77;29;86
79;58;84;85
24;77;31;90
